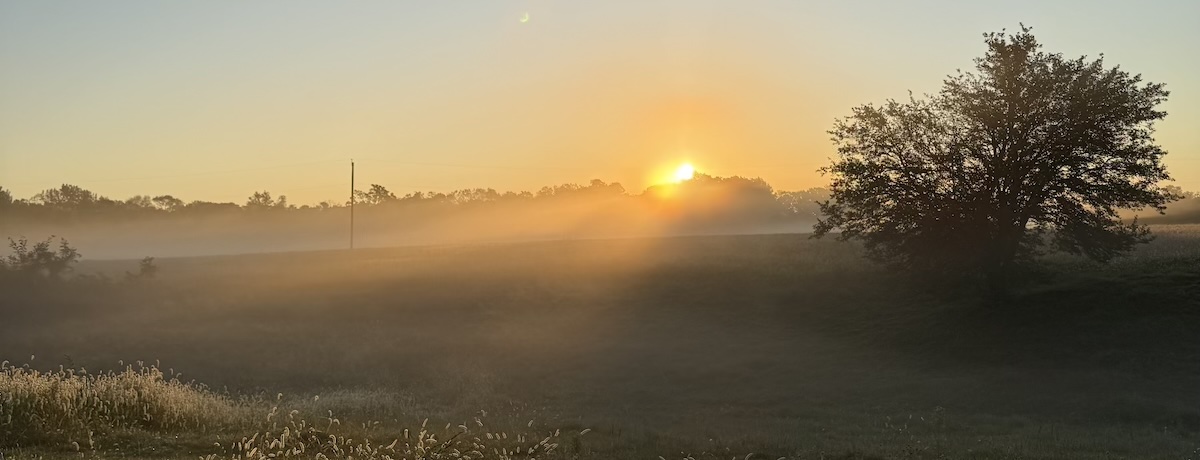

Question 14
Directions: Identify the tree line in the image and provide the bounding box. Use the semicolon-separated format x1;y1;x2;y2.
0;175;831;223
0;172;1193;233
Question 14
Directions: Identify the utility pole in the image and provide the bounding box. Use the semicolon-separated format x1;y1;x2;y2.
350;159;355;250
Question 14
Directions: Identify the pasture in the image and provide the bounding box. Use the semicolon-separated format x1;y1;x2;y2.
3;229;1200;459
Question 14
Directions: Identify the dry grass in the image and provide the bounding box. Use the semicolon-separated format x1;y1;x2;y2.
0;360;243;446
1;361;583;459
200;413;571;460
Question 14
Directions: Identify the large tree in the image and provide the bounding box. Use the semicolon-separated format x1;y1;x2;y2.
814;27;1176;279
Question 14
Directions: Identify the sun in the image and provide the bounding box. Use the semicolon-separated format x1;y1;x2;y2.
673;163;695;182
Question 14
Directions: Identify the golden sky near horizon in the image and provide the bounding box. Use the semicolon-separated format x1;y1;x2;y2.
1;1;1198;205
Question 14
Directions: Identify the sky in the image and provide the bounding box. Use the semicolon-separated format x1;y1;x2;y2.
2;0;1198;205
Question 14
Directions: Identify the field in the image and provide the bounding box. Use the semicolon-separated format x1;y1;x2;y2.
3;228;1200;459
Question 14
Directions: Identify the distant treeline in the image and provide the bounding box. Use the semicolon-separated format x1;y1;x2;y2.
0;175;835;258
0;175;828;222
3;179;1195;224
0;177;1194;259
1144;186;1200;224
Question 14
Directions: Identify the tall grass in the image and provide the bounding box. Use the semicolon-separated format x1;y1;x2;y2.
203;413;569;460
0;360;243;446
1;361;580;459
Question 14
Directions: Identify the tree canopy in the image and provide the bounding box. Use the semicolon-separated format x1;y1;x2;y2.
814;27;1177;278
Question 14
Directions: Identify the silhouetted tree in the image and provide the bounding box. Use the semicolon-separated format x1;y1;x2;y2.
33;184;100;210
125;195;154;209
1162;185;1197;201
318;200;340;210
501;190;534;200
152;195;184;212
245;191;276;209
587;179;626;196
0;186;12;208
354;184;398;206
450;188;501;204
777;188;830;219
814;27;1176;282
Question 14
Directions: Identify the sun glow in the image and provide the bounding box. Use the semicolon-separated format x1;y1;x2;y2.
673;163;696;182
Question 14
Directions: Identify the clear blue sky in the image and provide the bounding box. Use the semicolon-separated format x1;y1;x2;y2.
2;0;1197;204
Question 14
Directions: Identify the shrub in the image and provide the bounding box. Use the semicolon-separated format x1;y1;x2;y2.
1;236;81;281
125;256;159;281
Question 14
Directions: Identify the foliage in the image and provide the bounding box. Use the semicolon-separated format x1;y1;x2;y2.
246;191;292;210
153;194;185;212
776;188;830;219
33;184;99;209
246;191;274;208
353;184;398;206
815;27;1177;279
1;236;81;280
1164;185;1198;200
125;195;155;209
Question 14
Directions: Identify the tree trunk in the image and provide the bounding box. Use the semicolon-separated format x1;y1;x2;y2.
983;222;1026;300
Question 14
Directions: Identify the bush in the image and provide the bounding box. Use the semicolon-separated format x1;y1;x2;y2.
1;236;81;281
125;256;158;281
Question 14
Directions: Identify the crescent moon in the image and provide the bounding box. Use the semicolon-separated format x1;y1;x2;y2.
519;12;530;23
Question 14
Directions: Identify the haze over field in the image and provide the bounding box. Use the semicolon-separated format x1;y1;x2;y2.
2;174;835;259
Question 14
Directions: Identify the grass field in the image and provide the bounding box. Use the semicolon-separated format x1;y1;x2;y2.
3;229;1200;459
